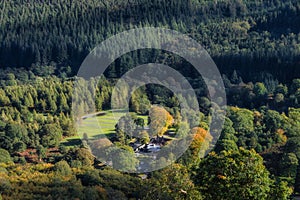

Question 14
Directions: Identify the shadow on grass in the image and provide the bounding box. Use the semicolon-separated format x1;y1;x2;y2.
61;129;116;147
92;131;115;140
62;138;82;147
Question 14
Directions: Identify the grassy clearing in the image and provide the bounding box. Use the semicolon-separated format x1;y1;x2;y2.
61;110;148;146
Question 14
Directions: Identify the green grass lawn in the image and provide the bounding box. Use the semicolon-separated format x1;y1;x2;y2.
61;110;148;147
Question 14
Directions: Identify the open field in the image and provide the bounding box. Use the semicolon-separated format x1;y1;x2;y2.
61;110;149;146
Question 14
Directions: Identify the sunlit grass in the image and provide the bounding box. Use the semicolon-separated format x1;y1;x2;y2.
61;110;149;146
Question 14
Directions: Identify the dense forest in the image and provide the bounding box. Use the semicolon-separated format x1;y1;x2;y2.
0;0;300;199
0;0;300;82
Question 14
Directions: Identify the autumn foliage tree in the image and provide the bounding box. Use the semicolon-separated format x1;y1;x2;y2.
144;164;203;200
149;105;173;137
189;127;212;163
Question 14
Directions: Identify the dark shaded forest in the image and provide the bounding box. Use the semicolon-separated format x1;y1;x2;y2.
0;0;300;82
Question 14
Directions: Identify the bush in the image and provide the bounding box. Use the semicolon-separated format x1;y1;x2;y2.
54;160;72;176
0;149;12;163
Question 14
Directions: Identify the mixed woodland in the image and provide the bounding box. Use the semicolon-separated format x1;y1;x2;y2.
0;0;300;199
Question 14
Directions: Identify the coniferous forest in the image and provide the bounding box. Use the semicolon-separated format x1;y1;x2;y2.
0;0;300;199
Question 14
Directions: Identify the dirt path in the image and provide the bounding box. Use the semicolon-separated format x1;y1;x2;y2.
81;111;106;119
